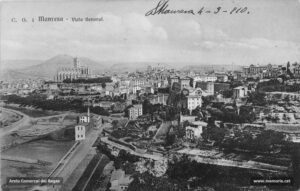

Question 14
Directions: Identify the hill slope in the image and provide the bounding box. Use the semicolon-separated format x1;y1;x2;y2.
2;55;106;80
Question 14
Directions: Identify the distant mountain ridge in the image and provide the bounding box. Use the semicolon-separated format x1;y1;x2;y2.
1;59;42;70
0;54;243;81
20;55;105;79
1;55;106;80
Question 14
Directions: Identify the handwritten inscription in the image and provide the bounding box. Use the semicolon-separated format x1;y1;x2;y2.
146;0;250;16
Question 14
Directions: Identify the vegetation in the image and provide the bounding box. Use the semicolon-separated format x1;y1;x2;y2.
128;172;185;191
173;123;186;139
221;89;234;98
207;104;256;124
201;95;215;108
247;91;267;106
257;78;300;92
3;94;109;116
202;125;226;145
90;106;110;116
3;105;60;117
63;77;112;84
230;81;243;89
165;130;176;146
223;130;285;153
166;155;259;190
114;150;139;170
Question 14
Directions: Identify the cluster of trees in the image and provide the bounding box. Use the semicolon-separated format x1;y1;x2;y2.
114;150;139;170
142;100;163;115
165;155;255;190
264;114;280;122
246;92;267;106
230;81;243;89
165;129;176;146
157;87;170;94
257;79;300;92
92;95;125;103
202;125;226;145
141;100;179;121
90;106;110;116
4;94;109;116
223;130;285;153
63;77;112;84
128;172;185;191
110;129;128;139
207;105;256;124
221;89;234;98
110;120;142;139
201;95;215;108
5;94;83;111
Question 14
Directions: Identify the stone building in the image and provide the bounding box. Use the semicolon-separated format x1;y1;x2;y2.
55;57;90;82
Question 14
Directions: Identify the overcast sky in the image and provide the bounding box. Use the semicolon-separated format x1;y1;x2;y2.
1;0;300;66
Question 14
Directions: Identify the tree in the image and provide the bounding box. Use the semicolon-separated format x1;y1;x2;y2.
128;172;186;191
208;126;226;144
247;92;267;106
90;106;110;116
63;77;112;84
142;99;153;115
222;89;233;98
165;131;176;146
122;162;136;174
230;81;243;89
174;125;186;139
106;182;111;191
202;95;215;108
112;120;119;129
101;82;106;89
283;96;290;103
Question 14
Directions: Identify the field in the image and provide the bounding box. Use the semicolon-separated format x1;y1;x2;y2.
0;109;22;128
4;105;61;117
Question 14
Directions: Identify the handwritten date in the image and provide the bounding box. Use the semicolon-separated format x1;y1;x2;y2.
145;0;250;16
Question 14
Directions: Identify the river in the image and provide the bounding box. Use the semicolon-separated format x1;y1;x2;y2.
1;139;75;190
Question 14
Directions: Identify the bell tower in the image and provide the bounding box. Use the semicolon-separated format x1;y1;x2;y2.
73;57;80;68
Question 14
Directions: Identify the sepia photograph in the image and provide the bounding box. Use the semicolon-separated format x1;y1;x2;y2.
0;0;300;190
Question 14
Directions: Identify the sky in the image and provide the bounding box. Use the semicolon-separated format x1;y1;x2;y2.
1;0;300;67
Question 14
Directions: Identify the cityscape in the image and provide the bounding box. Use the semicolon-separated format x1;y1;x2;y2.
1;57;300;191
1;0;300;191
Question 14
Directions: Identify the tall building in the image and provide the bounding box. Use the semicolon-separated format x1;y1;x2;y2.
195;82;214;96
168;76;180;87
75;125;85;141
243;64;272;76
207;82;214;95
180;77;191;90
233;86;248;99
128;104;143;120
185;121;207;140
187;89;203;114
193;75;217;83
55;57;90;82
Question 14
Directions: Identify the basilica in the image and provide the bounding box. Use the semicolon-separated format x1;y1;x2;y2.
55;57;90;82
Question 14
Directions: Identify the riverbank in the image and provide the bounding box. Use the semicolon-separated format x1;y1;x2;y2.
3;104;61;118
1;139;75;191
0;109;23;128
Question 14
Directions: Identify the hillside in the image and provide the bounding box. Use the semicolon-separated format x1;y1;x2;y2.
1;60;42;70
1;55;106;80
